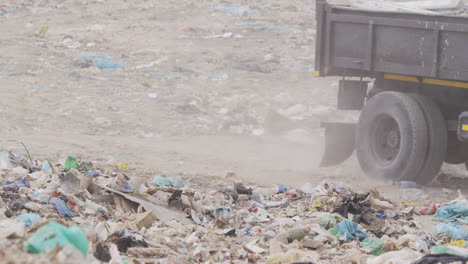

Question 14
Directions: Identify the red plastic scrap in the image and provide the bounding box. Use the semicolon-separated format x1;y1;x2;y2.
249;207;258;213
420;201;438;215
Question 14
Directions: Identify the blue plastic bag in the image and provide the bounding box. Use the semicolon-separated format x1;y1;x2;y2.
94;59;124;70
152;175;187;187
49;197;74;219
336;219;368;240
434;201;468;224
86;171;100;177
42;160;51;172
17;212;42;227
436;223;468;240
3;179;29;191
277;184;288;194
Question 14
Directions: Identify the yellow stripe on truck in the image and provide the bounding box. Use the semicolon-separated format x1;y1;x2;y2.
383;73;468;89
383;73;419;83
463;125;468;131
423;78;468;89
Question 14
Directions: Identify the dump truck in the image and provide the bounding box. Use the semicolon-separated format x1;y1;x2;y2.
316;0;468;183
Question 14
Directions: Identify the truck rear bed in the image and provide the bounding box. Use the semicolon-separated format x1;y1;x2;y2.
315;0;468;82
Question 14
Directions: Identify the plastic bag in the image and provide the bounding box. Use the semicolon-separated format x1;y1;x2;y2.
49;197;74;219
314;212;337;228
431;245;468;257
3;179;29;191
367;248;423;264
436;223;468;240
276;184;287;194
94;59;124;70
114;229;148;253
328;227;341;239
434;201;468;224
287;227;310;243
17;212;42;227
336;219;368;240
64;156;78;172
361;237;385;255
25;221;88;255
152;175;187;187
419;201;438;215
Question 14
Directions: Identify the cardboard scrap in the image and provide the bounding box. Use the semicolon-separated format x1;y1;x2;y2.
97;184;192;225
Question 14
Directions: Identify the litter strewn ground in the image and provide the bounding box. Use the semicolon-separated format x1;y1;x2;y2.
0;153;468;264
2;0;468;263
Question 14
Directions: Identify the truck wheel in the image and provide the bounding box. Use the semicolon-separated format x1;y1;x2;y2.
408;94;447;184
356;92;428;181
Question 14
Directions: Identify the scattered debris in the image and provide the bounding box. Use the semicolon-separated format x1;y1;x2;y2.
0;153;466;263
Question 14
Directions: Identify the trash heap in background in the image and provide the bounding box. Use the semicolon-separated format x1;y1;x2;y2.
1;152;468;263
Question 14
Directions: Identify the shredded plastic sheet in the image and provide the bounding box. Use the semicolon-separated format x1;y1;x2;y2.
434;201;468;224
336;219;368;240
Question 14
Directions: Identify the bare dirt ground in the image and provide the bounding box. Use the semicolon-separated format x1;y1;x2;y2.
0;0;342;187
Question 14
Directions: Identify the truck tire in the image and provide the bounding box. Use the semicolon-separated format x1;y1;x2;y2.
408;94;447;184
356;92;428;181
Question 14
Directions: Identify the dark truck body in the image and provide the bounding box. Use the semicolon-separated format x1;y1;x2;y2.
315;1;468;83
315;0;468;182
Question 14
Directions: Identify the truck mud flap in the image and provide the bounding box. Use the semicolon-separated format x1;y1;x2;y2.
320;122;356;167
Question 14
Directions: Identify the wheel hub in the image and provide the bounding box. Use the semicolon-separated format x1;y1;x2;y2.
386;130;400;149
373;116;400;162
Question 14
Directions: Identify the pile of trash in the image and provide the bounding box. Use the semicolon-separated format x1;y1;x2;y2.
1;152;468;263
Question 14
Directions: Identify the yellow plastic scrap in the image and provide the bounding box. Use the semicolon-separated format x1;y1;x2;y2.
38;25;48;38
119;162;129;169
445;239;466;248
314;200;322;208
